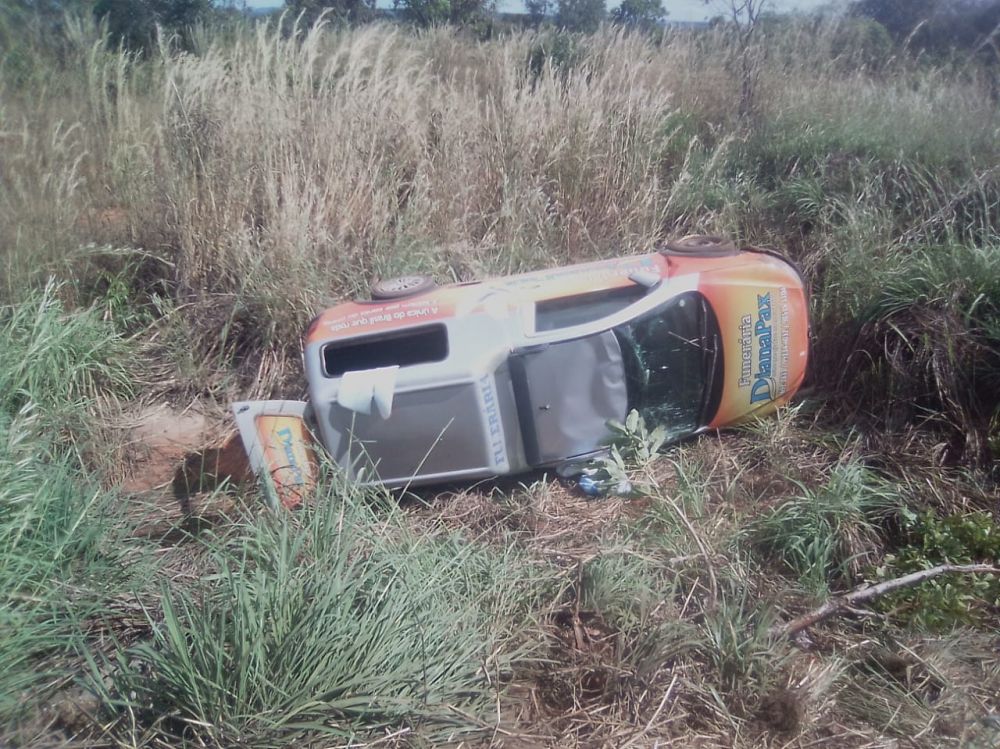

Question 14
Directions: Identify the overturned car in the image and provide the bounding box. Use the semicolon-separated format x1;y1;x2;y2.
233;236;809;506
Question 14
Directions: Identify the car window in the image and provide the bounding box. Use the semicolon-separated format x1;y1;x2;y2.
534;285;646;332
613;292;722;439
322;324;448;377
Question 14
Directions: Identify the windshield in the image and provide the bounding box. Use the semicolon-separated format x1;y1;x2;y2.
612;291;723;440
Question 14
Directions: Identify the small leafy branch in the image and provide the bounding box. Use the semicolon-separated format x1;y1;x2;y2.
772;563;1000;639
873;510;1000;629
607;408;668;466
592;410;667;492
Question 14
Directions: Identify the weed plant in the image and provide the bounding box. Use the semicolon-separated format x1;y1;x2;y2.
103;478;552;746
744;462;902;595
0;281;133;417
0;414;131;727
875;510;1000;630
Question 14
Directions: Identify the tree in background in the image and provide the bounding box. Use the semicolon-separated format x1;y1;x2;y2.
93;0;156;48
1;0;92;46
556;0;604;33
610;0;665;30
936;1;1000;57
851;0;1000;57
286;0;375;25
394;0;494;26
92;0;212;49
157;0;211;27
704;0;768;118
525;0;551;26
850;0;937;45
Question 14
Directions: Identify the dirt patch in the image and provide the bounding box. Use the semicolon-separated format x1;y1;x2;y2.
121;403;213;495
118;401;247;528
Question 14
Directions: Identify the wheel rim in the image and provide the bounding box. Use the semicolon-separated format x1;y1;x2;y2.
684;236;723;249
379;276;425;293
661;234;737;255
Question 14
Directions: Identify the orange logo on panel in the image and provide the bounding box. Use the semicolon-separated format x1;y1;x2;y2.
255;415;317;508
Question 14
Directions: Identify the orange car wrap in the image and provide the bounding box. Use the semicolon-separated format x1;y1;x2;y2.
306;255;670;347
254;413;317;509
691;255;810;427
304;250;808;429
498;254;668;297
306;296;458;344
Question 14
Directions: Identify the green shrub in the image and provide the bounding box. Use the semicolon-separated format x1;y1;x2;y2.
744;463;901;595
0;414;143;729
526;29;585;81
697;580;787;700
823;239;1000;464
0;280;133;427
874;510;1000;630
107;482;552;746
578;552;701;688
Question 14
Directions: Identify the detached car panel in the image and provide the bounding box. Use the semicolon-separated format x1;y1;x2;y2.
237;243;810;494
233;400;318;508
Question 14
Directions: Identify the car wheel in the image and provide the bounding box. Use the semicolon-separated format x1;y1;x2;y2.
660;234;738;257
370;275;437;300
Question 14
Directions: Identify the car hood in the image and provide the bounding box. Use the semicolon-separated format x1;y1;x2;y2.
699;260;810;427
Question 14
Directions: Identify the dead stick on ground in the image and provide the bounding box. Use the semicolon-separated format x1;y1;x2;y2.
772;564;1000;639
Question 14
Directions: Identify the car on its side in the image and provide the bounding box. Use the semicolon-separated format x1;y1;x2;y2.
233;236;809;506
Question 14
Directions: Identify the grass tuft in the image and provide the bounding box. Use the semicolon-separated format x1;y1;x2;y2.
105;477;551;746
744;461;902;595
0;412;146;733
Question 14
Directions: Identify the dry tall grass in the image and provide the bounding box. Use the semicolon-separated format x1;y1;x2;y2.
3;17;993;367
3;16;999;452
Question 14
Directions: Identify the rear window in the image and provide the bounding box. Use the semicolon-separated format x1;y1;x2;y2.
535;285;646;332
322;324;448;377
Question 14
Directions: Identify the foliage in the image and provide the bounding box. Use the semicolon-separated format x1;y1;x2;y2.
698;580;787;699
524;0;551;25
577;553;702;695
827;15;895;70
394;0;493;26
851;0;1000;57
610;0;665;30
92;0;213;50
0;414;143;729
285;0;375;25
851;0;938;42
874;510;1000;630
525;28;584;79
560;410;665;497
824;239;1000;466
555;0;604;32
607;409;668;466
0;295;144;731
931;0;1000;56
104;482;550;745
704;0;769;117
744;463;902;594
0;281;133;435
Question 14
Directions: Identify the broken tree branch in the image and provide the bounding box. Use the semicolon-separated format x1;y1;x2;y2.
772;563;1000;639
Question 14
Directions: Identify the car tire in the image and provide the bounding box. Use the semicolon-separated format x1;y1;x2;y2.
660;234;739;257
370;275;437;300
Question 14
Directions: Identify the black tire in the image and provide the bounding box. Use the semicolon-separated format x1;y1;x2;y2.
370;275;436;300
660;234;739;257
